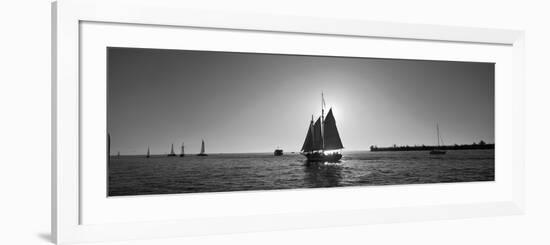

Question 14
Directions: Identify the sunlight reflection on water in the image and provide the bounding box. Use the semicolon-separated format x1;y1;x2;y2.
108;150;494;196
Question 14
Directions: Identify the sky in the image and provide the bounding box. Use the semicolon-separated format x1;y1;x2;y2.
107;47;494;155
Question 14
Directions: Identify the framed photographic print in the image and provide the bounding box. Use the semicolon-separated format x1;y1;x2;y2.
52;0;525;244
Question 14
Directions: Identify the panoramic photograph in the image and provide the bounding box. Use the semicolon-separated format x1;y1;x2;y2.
107;47;495;197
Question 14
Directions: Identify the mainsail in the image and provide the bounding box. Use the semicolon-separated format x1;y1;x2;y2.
168;143;176;156
323;108;344;150
197;139;208;156
179;142;185;157
312;117;323;151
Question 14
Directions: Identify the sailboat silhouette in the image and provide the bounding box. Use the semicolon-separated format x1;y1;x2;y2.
168;143;177;157
429;124;446;155
179;142;185;157
301;93;344;162
197;140;208;156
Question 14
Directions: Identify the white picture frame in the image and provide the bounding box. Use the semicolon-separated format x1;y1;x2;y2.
52;0;525;244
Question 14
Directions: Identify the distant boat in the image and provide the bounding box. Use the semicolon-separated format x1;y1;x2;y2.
430;124;446;155
179;142;185;157
274;147;283;156
168;143;177;157
197;140;208;156
107;133;110;163
301;93;343;162
146;147;150;158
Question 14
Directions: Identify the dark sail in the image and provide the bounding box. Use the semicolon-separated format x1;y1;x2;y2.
301;120;314;152
197;139;208;156
312;117;323;151
323;108;344;150
168;143;177;156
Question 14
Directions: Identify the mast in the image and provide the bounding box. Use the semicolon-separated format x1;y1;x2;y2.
181;142;185;155
436;124;440;147
310;115;314;150
321;92;325;151
200;140;205;154
147;146;150;157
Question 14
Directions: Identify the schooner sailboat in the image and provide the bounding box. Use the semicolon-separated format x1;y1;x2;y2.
429;124;446;155
301;93;344;162
168;143;177;157
197;140;208;156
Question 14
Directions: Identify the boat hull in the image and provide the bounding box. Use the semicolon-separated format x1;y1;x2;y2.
197;153;208;156
429;150;446;155
303;152;342;162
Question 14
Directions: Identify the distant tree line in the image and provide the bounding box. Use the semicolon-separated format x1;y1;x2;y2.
370;140;494;152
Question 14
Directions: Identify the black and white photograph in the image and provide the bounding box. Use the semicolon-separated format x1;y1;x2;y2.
107;47;495;196
9;0;550;244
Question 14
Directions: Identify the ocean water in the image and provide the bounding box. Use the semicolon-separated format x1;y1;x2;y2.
108;150;494;196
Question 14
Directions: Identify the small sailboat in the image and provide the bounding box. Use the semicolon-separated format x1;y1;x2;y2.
179;142;185;157
301;93;344;162
429;124;446;155
168;143;177;157
146;147;150;158
107;133;110;162
197;140;208;156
